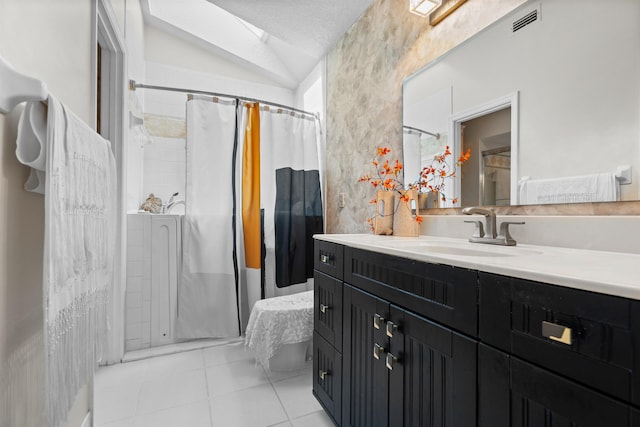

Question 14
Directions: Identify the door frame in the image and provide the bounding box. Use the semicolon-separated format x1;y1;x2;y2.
93;0;128;365
449;92;519;206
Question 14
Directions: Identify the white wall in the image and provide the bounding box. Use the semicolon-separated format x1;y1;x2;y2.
0;1;95;426
145;24;285;87
404;0;640;201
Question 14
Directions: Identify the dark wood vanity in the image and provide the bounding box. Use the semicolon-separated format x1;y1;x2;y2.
312;239;640;427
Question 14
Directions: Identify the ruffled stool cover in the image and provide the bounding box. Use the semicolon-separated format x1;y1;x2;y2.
245;290;314;368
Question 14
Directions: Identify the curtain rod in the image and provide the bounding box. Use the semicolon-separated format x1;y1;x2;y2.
402;125;440;140
129;80;318;119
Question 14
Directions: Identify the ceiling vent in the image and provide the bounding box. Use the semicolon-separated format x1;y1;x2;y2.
512;6;540;33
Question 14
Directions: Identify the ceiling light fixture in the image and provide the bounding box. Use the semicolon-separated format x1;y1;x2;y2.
409;0;442;17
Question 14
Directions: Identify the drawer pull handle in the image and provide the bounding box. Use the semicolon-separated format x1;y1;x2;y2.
542;321;572;345
373;343;386;360
373;313;385;329
320;254;331;264
386;321;398;338
320;304;330;313
319;370;329;380
386;353;399;370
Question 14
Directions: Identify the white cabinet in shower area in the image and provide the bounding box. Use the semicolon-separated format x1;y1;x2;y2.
125;213;182;352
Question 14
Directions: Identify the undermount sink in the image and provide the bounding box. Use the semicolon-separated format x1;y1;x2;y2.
387;240;543;258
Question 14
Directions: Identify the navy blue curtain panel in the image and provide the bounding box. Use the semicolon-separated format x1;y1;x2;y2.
274;168;324;287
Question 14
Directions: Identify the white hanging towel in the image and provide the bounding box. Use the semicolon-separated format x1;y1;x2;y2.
519;173;619;205
16;95;116;427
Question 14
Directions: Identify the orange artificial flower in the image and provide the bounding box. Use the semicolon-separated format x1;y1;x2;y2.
415;215;423;224
377;147;391;156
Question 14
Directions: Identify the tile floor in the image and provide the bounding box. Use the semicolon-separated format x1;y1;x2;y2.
94;341;334;427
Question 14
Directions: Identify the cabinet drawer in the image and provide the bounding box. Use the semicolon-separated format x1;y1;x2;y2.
314;271;343;351
480;272;640;406
314;240;344;279
313;331;342;425
345;247;478;336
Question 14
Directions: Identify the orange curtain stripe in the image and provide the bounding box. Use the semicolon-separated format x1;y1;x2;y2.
242;103;261;269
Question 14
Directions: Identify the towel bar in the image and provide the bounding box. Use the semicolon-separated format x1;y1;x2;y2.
0;54;48;114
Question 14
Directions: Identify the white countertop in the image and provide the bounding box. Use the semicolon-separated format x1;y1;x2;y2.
314;234;640;301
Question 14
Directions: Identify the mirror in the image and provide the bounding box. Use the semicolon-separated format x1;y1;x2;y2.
403;0;639;208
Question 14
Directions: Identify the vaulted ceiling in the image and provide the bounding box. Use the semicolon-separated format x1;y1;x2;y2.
142;0;374;89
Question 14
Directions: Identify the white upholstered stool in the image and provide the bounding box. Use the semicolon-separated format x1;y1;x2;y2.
245;290;314;371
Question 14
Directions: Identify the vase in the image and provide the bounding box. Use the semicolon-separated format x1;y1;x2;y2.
374;191;394;235
393;189;420;237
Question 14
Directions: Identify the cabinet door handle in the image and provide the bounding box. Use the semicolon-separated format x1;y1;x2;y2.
542;321;572;345
320;304;330;313
386;353;399;370
386;321;398;337
320;254;331;264
373;313;385;329
373;343;386;360
319;370;330;380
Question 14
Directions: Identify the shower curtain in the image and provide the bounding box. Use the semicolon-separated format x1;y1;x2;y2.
259;108;323;300
177;97;323;338
176;96;241;338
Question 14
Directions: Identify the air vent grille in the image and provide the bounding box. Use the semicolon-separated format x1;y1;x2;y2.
513;9;538;33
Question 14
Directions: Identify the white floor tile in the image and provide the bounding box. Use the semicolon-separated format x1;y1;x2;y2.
96;418;134;427
202;340;255;366
291;410;335;427
137;369;208;414
96;349;204;389
137;348;205;378
94;383;140;425
205;358;269;397
130;401;211;427
272;373;322;420
209;383;287;427
96;341;332;427
266;361;313;383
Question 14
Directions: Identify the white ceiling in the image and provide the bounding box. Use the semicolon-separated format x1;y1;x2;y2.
206;0;373;59
142;0;373;89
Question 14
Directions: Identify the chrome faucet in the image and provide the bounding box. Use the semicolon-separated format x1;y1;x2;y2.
462;207;524;246
163;192;185;213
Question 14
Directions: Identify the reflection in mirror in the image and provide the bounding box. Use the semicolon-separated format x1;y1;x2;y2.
481;147;511;206
460;107;511;207
403;0;639;208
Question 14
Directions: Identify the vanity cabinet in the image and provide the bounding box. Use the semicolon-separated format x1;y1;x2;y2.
313;241;344;424
313;238;640;427
313;241;478;426
479;272;640;426
342;284;477;427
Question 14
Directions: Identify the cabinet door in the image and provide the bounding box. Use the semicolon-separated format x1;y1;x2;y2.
342;284;390;427
313;331;342;425
388;306;477;427
479;344;635;427
314;271;343;351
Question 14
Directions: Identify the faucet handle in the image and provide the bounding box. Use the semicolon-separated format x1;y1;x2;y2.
497;221;525;246
464;220;485;238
